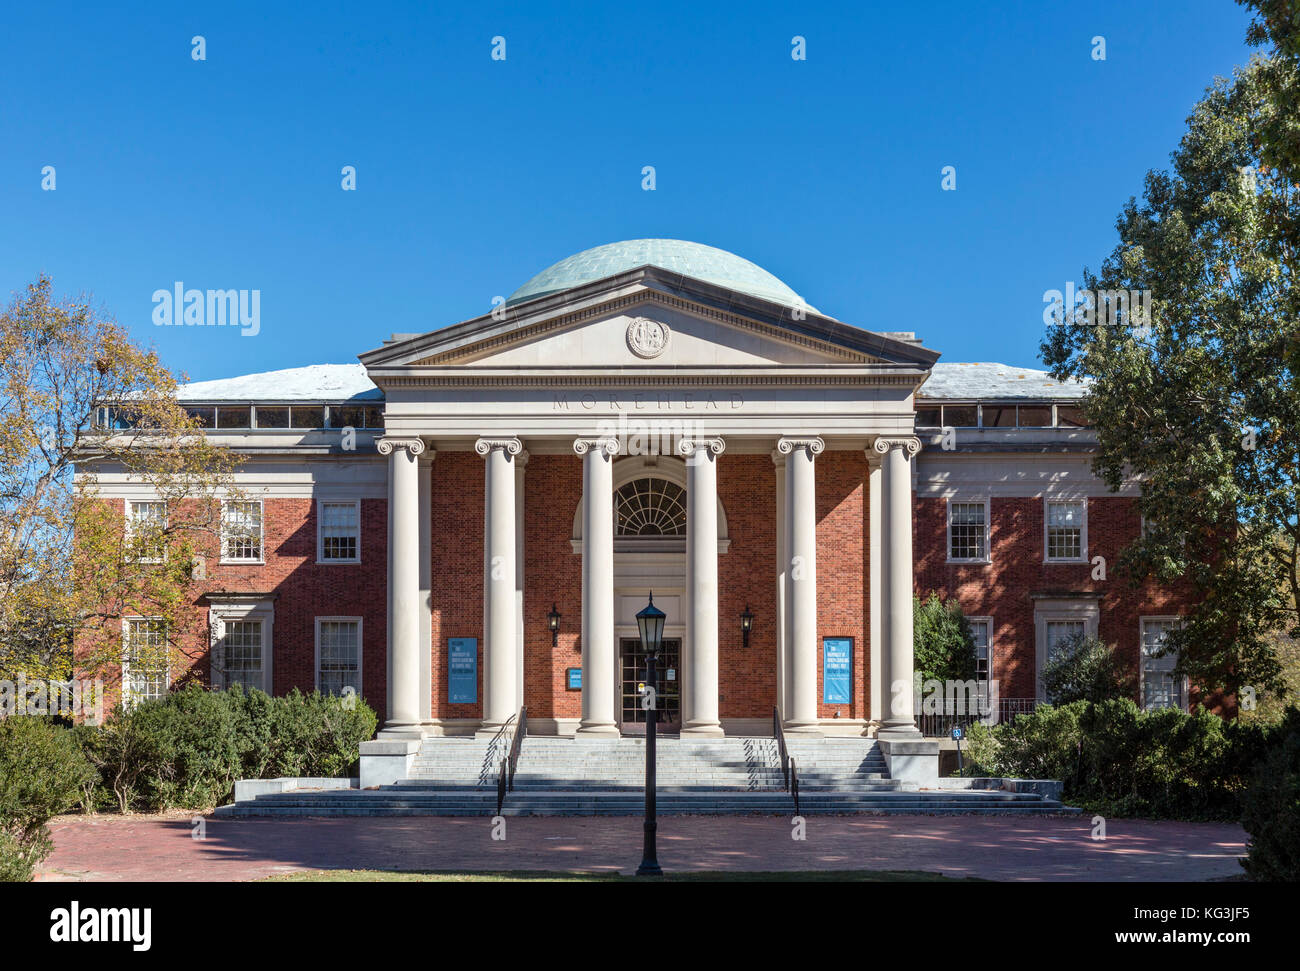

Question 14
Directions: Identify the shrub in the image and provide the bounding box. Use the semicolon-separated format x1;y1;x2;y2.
0;716;96;881
913;593;977;684
1240;728;1300;880
1043;633;1134;705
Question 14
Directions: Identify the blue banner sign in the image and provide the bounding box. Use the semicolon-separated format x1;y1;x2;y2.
566;667;582;690
448;638;477;704
822;637;852;704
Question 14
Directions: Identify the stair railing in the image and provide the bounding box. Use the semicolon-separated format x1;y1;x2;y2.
772;706;800;816
494;706;527;816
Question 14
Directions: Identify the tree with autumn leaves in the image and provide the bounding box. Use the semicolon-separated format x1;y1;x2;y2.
0;274;239;692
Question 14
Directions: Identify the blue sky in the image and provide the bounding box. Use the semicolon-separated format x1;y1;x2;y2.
0;0;1258;381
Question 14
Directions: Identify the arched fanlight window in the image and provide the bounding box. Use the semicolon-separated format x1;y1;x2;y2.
615;478;687;537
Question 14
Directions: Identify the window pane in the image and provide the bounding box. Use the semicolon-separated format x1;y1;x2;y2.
291;406;325;429
318;620;360;696
222;620;263;692
915;407;942;427
254;406;289;428
223;501;262;560
124;619;168;706
184;406;214;428
1017;406;1052;427
216;407;251;429
943;406;978;428
1057;406;1089;427
949;502;986;559
129;501;167;561
615;479;688;536
983;406;1015;427
321;502;359;560
1142;620;1183;710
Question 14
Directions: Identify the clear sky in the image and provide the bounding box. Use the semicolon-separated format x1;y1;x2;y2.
0;0;1258;382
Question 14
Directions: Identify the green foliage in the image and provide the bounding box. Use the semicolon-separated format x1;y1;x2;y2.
1042;633;1135;705
0;715;95;881
1240;725;1300;880
972;700;1295;821
1040;52;1300;700
74;685;378;813
913;593;977;685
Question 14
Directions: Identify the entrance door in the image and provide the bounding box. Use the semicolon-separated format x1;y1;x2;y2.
619;637;682;734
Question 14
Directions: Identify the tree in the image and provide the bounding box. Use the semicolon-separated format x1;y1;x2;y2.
0;275;239;687
912;593;978;685
1040;53;1300;701
1042;633;1134;706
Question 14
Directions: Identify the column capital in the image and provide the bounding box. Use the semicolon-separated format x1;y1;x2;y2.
573;436;620;457
871;435;921;458
475;436;524;457
676;436;725;457
776;436;824;457
377;437;426;457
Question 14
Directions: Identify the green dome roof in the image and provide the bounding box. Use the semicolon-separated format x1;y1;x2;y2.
506;239;817;312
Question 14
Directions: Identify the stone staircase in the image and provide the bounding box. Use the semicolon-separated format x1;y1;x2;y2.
218;734;1077;817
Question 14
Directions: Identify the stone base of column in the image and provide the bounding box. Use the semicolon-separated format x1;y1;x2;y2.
876;722;924;740
575;721;620;737
782;719;823;737
680;721;725;737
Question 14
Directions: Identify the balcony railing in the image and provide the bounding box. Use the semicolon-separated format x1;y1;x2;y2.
915;698;1040;737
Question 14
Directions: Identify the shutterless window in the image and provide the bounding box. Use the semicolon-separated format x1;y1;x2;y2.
254;406;289;428
948;501;987;560
970;619;992;694
943;405;978;427
222;501;263;561
1142;619;1185;711
1046;500;1084;560
184;406;214;428
1045;620;1085;665
982;405;1016;428
318;620;361;696
123;618;169;707
320;501;360;561
1017;406;1053;427
291;406;325;429
1056;406;1089;427
222;620;264;692
329;404;384;429
915;407;942;427
216;406;252;429
128;500;167;562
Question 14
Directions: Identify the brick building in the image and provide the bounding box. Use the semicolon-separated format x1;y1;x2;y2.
82;240;1195;778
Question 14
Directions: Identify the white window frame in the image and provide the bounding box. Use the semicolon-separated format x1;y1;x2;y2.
315;616;363;698
1140;615;1188;712
1043;497;1088;563
221;498;264;565
316;499;362;565
968;616;994;702
208;599;275;693
126;498;168;564
1033;598;1100;701
946;498;991;564
121;616;171;708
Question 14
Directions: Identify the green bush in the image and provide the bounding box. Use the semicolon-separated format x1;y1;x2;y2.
1240;729;1300;881
971;700;1299;821
75;685;378;813
0;716;96;881
913;593;977;684
1043;634;1134;705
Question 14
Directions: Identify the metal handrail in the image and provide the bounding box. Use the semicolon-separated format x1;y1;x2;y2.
493;706;528;816
772;706;798;814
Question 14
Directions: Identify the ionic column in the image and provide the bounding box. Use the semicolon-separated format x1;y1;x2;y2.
874;435;923;739
514;450;529;713
378;437;426;735
866;450;883;728
678;436;725;737
772;450;789;718
418;450;435;725
574;436;620;736
777;436;824;736
476;437;522;735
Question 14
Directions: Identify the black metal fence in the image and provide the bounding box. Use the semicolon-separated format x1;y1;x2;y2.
915;698;1039;737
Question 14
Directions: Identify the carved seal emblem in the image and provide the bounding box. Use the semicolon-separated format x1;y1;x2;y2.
626;316;670;359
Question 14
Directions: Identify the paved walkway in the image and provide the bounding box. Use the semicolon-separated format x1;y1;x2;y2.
37;813;1247;881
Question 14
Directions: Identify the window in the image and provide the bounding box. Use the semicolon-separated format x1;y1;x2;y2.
127;500;167;562
1141;618;1186;711
318;500;360;563
1056;405;1089;427
1034;598;1100;700
947;500;989;561
983;405;1016;428
216;406;252;429
123;618;169;707
943;405;978;428
222;500;263;562
969;617;993;700
915;407;942;427
329;404;384;429
615;478;688;537
254;406;289;428
184;406;214;428
1045;499;1086;561
316;618;362;697
220;620;265;692
1045;620;1086;663
1017;406;1053;427
291;406;325;429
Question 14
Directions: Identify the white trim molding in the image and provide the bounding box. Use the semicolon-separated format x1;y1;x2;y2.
316;498;362;565
945;497;991;564
1043;497;1088;564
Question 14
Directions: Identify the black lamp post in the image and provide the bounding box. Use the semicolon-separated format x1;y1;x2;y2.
740;604;754;650
547;604;561;647
635;592;666;877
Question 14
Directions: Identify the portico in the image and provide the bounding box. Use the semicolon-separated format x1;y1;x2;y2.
360;240;940;744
